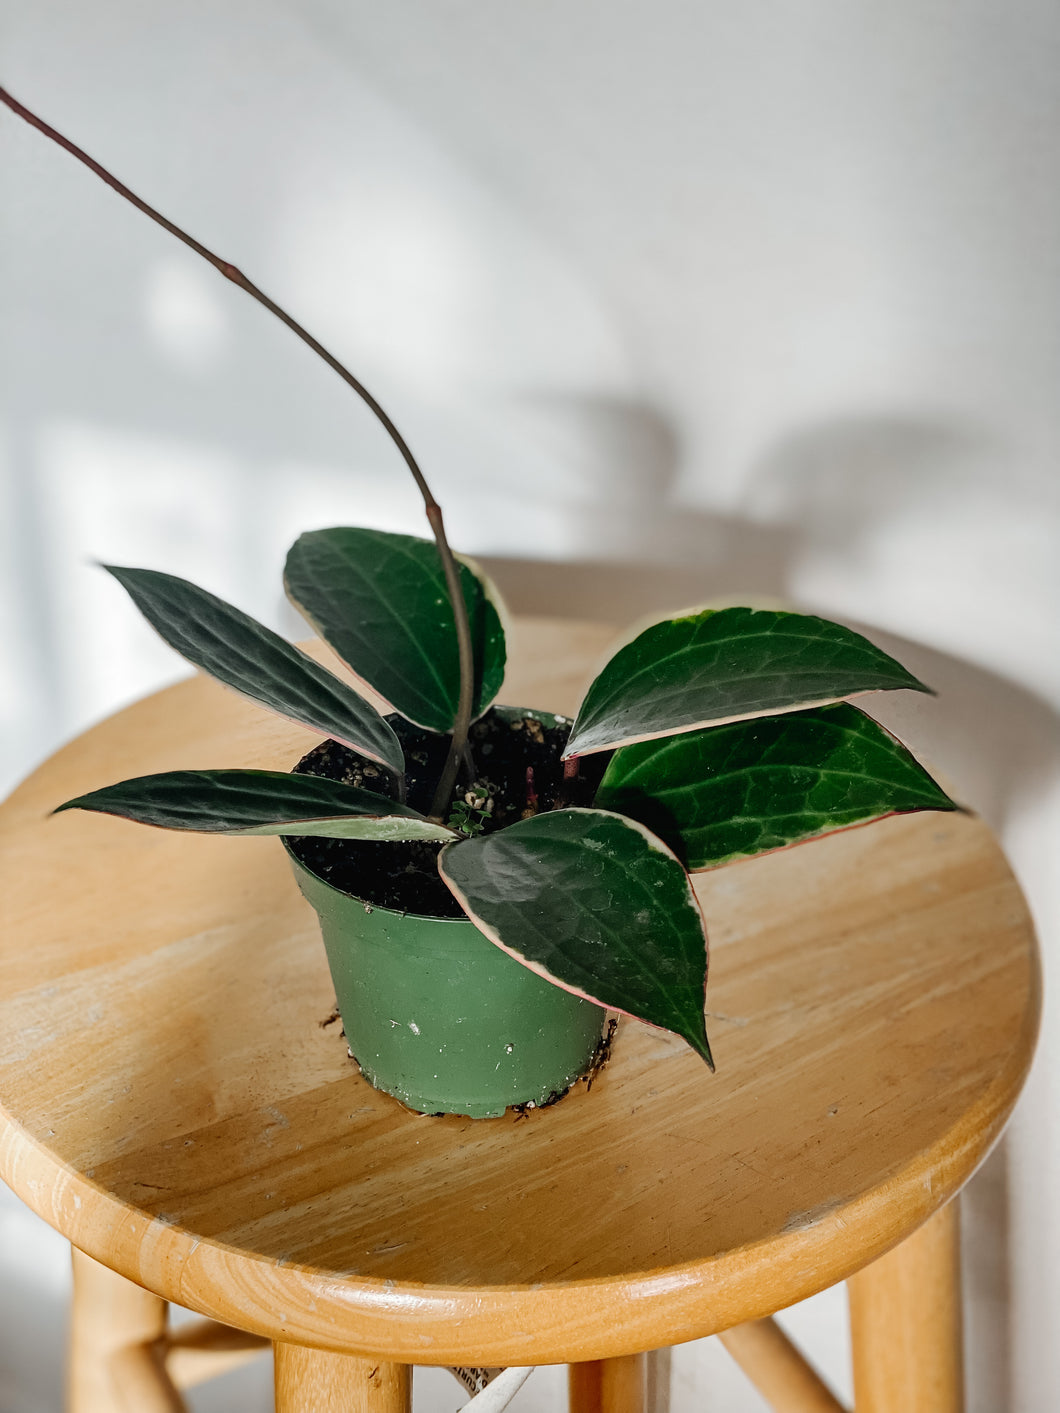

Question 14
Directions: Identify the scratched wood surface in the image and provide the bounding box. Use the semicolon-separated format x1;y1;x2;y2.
0;618;1040;1365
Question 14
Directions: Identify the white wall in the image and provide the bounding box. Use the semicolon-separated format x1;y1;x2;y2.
2;3;1057;1410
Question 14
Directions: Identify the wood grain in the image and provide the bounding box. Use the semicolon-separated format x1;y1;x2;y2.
0;618;1039;1365
274;1346;409;1413
165;1317;269;1390
718;1318;846;1412
69;1248;183;1413
848;1201;963;1412
569;1354;646;1413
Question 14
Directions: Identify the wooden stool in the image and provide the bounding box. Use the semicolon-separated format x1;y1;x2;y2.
0;618;1039;1413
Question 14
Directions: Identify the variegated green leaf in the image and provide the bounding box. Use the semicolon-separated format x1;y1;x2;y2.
439;808;713;1066
565;607;931;758
54;769;455;840
595;703;958;870
284;528;506;732
105;565;403;772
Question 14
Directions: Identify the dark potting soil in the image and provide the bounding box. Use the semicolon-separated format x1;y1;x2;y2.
286;708;609;919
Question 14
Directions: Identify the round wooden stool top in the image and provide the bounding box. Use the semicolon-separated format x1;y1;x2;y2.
0;619;1039;1366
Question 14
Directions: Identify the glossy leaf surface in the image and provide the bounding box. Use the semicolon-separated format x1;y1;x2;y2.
55;769;455;840
284;528;506;732
596;703;958;870
439;808;713;1066
565;607;931;757
105;565;403;772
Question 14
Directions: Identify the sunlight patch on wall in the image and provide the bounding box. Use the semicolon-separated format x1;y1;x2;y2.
269;74;635;404
144;256;233;372
35;421;244;732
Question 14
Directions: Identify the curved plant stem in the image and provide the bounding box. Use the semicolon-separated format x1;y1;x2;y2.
0;85;474;821
425;507;475;818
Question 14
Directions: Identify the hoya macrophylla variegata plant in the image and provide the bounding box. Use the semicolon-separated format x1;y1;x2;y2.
56;538;958;1069
1;85;959;1073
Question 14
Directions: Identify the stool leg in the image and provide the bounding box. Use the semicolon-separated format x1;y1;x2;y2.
569;1354;646;1413
68;1246;185;1413
273;1344;411;1413
718;1319;845;1413
847;1200;963;1413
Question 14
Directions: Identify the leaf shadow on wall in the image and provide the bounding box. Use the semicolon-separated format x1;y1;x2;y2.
478;391;798;618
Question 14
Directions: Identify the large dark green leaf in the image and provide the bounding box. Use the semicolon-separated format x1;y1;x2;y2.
105;565;403;772
284;528;507;733
595;703;958;870
54;769;455;840
564;607;931;758
439;808;713;1066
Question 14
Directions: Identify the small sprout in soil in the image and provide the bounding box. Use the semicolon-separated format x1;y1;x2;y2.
463;781;495;813
447;800;492;837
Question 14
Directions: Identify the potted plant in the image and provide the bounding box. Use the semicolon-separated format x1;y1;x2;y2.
5;88;957;1119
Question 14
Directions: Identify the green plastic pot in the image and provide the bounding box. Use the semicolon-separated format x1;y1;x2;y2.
285;709;607;1119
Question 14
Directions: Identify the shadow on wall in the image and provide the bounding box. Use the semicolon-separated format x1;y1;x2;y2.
744;414;1003;547
507;398;1059;704
739;413;1059;702
479;392;797;599
483;397;1060;844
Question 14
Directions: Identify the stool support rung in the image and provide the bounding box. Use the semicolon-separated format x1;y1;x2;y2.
164;1317;269;1389
718;1318;847;1413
